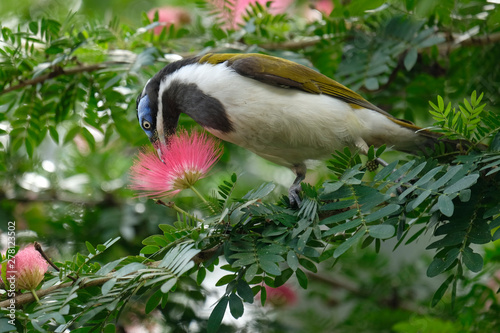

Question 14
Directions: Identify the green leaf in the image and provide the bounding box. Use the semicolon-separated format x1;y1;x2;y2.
462;248;483;272
161;278;177;293
299;258;317;273
321;209;358;226
443;174;479;194
216;274;235;287
413;166;443;187
259;260;281;276
459;189;471;202
296;268;308;289
365;204;400;223
468;220;492;244
438;95;444;111
489;131;500;152
260;285;267;306
64;126;80;144
333;229;365;258
323;218;362;237
232;253;257;267
45;45;63;54
427;247;459;278
367;145;375;160
85;241;96;255
493;227;500;241
81;127;96;151
152;235;168;247
410;189;432;211
273;268;294;287
103;324;116;333
29;21;39;34
197;267;206;285
140;245;160;255
229;293;244;319
438;195;454;217
430;165;463;190
406;0;415;10
115;262;147;278
427;232;466;249
364;77;379;90
297;228;312;252
49;126;59;144
145;289;163;314
207;296;229;333
245;264;258;281
243;182;275;200
25;137;34;158
368;225;395;239
431;275;454;307
101;278;117;296
286;251;299;271
236;279;254;303
404;47;418;71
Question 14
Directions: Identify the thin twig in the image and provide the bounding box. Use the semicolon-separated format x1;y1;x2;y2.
34;242;78;282
155;199;203;221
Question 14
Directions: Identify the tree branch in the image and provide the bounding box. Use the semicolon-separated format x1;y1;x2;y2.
0;63;107;96
0;277;109;308
2;31;497;97
0;245;221;308
259;36;328;50
260;31;500;51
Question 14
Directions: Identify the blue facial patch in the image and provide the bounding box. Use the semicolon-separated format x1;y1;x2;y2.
137;95;154;137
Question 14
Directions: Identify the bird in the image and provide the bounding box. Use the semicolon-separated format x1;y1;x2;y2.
136;53;452;206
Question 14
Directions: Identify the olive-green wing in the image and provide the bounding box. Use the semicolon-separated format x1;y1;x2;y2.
199;53;391;117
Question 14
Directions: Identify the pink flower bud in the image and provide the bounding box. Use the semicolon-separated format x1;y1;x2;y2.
2;245;49;290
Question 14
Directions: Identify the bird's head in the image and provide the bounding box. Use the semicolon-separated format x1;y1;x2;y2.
136;79;180;150
136;93;157;143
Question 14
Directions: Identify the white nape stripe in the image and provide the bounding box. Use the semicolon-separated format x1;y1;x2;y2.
156;106;165;145
154;77;166;145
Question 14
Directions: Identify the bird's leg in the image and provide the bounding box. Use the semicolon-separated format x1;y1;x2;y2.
355;138;389;169
356;139;404;192
289;164;306;207
375;157;388;167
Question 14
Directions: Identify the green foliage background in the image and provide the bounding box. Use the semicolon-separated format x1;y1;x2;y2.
0;0;500;332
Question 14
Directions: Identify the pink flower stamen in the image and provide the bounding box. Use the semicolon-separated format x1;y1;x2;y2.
129;131;222;198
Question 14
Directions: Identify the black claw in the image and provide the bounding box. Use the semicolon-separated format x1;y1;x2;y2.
288;184;302;207
289;164;306;208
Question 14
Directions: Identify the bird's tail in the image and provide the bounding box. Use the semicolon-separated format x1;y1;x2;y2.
388;118;486;156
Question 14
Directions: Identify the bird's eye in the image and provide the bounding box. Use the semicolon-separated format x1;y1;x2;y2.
143;120;152;130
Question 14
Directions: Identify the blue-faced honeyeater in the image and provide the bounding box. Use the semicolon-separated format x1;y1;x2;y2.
136;53;453;205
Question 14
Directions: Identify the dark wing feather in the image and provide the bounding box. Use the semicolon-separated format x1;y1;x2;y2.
197;53;475;154
199;53;391;117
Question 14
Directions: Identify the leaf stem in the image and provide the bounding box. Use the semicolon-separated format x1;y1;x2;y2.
30;289;41;304
190;185;216;213
155;199;202;221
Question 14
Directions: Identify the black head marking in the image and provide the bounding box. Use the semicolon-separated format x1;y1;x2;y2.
161;81;233;134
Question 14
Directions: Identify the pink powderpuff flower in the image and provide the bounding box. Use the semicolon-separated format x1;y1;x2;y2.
147;7;191;35
262;284;298;307
1;245;49;290
210;0;293;29
129;131;222;198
